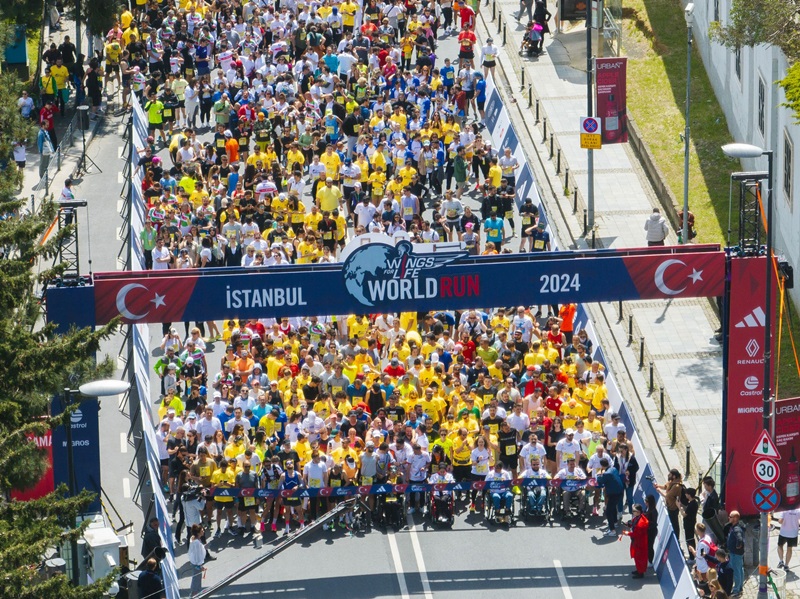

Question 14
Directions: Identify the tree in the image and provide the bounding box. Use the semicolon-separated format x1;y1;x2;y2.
0;24;120;599
82;0;124;41
710;0;800;121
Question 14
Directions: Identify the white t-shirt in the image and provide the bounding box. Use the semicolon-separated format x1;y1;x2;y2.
152;245;171;270
778;509;800;538
471;447;491;476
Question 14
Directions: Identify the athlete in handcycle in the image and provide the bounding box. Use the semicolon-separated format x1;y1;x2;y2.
519;456;551;519
485;462;515;525
427;462;456;526
555;457;588;521
378;465;405;530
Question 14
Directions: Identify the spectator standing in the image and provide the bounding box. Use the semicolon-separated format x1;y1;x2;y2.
643;208;669;246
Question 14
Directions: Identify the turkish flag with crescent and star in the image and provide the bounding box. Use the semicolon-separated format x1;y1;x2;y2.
622;251;724;299
94;275;199;324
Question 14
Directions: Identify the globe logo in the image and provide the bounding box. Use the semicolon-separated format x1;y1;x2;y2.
71;409;83;424
342;241;466;307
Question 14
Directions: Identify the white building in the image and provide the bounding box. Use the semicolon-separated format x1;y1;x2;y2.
689;0;799;302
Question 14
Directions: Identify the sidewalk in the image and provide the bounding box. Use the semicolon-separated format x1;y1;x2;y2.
22;15;98;205
475;1;800;595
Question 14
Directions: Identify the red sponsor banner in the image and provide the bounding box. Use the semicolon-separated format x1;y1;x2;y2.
595;57;628;144
11;430;55;502
724;256;777;515
774;397;800;509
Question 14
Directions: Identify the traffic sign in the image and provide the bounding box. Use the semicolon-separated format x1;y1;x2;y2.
580;117;602;150
751;430;781;459
753;485;781;512
753;457;780;485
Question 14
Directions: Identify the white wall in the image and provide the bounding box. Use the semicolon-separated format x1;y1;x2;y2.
688;0;800;304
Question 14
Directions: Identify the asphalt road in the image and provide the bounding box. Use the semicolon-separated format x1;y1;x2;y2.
176;509;663;598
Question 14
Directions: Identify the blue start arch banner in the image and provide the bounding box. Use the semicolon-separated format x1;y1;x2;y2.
48;244;724;327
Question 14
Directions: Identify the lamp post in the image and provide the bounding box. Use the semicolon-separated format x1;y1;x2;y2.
681;3;694;244
63;379;131;585
722;142;774;599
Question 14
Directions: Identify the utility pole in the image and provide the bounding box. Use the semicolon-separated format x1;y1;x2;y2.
586;1;595;228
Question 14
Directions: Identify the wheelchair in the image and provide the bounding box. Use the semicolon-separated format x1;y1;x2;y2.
377;494;405;531
553;483;589;522
427;492;455;527
519;483;552;522
484;488;516;525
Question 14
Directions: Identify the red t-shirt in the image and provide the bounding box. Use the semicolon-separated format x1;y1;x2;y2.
458;29;476;52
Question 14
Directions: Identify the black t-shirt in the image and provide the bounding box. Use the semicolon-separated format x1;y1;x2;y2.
498;429;518;460
59;42;76;64
385;405;406;425
340;419;367;439
277;449;300;470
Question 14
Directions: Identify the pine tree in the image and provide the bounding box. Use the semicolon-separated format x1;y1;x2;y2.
0;22;120;599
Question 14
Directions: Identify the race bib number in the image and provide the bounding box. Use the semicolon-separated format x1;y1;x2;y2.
403;206;413;216
522;216;532;225
163;108;173;117
310;477;321;487
323;232;333;240
331;479;342;487
239;137;247;146
199;466;211;477
505;210;514;219
244;496;256;507
216;139;225;148
476;462;488;475
362;476;373;485
505;445;516;456
534;239;545;250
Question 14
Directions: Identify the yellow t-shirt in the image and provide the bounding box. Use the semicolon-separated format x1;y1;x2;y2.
210;467;237;502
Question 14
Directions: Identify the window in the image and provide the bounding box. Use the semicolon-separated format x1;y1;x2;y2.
757;76;765;135
714;0;720;21
735;47;741;81
784;133;794;203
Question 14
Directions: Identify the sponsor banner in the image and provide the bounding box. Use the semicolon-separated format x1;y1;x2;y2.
774;397;800;509
595;58;628;144
212;477;597;498
10;430;55;502
85;247;725;325
724;256;776;515
560;0;588;21
51;396;102;513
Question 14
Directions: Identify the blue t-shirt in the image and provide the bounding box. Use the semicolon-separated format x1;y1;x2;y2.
484;217;505;242
476;80;487;103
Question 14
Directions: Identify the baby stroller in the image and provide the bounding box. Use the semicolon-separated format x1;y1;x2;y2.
428;492;455;527
519;21;543;56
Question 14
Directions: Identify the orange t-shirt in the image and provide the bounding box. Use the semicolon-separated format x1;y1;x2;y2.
225;138;240;164
559;304;577;333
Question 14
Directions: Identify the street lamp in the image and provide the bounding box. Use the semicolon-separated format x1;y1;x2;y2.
722;142;774;599
63;379;131;585
681;3;695;244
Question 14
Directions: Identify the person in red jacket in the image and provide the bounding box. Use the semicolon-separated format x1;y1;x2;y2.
39;100;59;147
622;503;650;578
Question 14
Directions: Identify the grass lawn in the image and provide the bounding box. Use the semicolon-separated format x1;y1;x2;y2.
620;0;800;397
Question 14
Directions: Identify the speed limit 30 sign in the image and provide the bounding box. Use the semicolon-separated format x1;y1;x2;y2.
753;457;780;485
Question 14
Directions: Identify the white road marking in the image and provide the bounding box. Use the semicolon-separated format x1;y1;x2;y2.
554;559;573;599
407;515;433;599
117;171;124;184
120;432;128;454
117;199;124;213
387;531;410;599
117;146;124;158
122;477;131;498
